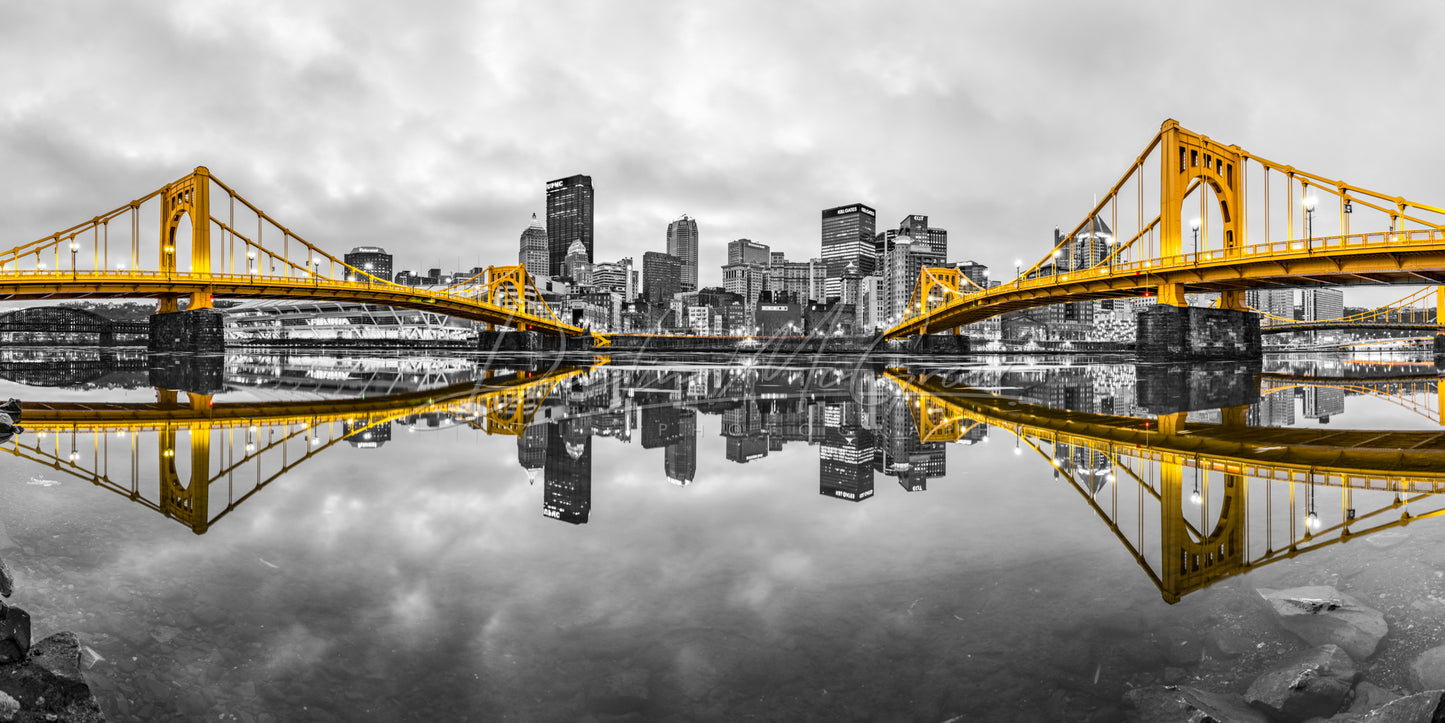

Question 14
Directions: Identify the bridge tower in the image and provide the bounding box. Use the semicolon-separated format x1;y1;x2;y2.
1138;120;1261;361
150;167;226;353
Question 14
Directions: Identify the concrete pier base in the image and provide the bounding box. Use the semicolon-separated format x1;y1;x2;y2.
478;331;590;352
904;334;970;354
1136;306;1261;362
148;309;225;354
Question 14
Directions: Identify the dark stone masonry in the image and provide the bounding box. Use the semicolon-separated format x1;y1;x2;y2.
148;309;226;354
1136;305;1262;362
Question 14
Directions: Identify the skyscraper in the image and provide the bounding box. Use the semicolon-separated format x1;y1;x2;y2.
667;215;699;292
821;203;877;300
727;239;771;266
545;174;594;277
343;247;393;282
642;251;682;303
518;213;549;278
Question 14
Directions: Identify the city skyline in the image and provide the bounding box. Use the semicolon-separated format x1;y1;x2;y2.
2;3;1441;309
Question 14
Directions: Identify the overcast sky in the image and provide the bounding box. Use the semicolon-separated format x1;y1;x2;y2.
2;1;1442;297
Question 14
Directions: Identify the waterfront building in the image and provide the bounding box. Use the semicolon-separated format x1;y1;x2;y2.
545;174;594;276
518;213;549;278
343;247;393;283
1246;289;1294;324
667;215;699;292
642;251;682;303
821;203;877;300
883;237;943;324
1303;288;1344;322
223;298;478;341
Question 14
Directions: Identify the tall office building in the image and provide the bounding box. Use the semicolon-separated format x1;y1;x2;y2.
884;238;944;323
897;214;948;259
518;214;549;278
1303;288;1344;322
642;251;683;303
667;215;699;293
727;239;771;266
344;247;393;282
545;174;594;277
821;204;877;300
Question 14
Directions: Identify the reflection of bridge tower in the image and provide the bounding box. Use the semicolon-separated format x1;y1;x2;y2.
158;422;212;535
1159;460;1246;603
543;418;592;524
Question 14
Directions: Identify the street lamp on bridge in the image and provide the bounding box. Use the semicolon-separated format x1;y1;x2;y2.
1303;196;1317;252
69;240;78;280
1190;218;1201;260
246;250;256;275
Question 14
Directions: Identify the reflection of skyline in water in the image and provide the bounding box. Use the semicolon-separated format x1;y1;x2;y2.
1;353;1444;605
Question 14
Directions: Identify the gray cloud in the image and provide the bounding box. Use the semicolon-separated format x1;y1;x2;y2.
2;0;1442;297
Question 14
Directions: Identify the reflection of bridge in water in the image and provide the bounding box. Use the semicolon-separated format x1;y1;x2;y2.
9;356;1445;600
5;362;597;534
887;370;1445;603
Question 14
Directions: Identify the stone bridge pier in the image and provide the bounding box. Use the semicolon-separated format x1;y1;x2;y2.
149;309;226;353
1136;302;1262;363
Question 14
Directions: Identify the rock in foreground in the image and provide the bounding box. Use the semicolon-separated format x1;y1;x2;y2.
1258;586;1388;660
0;632;105;722
1123;684;1268;723
1244;643;1357;722
1335;690;1445;722
1411;645;1445;691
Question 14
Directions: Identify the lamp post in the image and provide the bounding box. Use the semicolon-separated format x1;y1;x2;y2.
1190;218;1201;260
246;250;255;276
1305;480;1320;531
69;240;78;280
1303;196;1316;252
311;258;321;285
164;244;174;280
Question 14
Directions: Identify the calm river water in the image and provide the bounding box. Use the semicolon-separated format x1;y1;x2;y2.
1;350;1444;722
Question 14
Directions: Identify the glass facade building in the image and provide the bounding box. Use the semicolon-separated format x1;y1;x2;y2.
821;204;876;301
545;175;594;277
666;215;699;293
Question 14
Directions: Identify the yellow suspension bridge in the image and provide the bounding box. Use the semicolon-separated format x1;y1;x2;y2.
887;119;1445;342
5;167;589;340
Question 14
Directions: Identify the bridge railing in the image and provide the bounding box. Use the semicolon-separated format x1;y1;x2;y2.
0;267;579;329
896;227;1445;329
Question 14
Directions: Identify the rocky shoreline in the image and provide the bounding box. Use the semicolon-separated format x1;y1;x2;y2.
1123;585;1445;722
0;555;105;722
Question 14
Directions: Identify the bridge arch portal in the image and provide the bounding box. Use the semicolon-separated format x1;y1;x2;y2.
158;167;214;312
1159;119;1246;310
